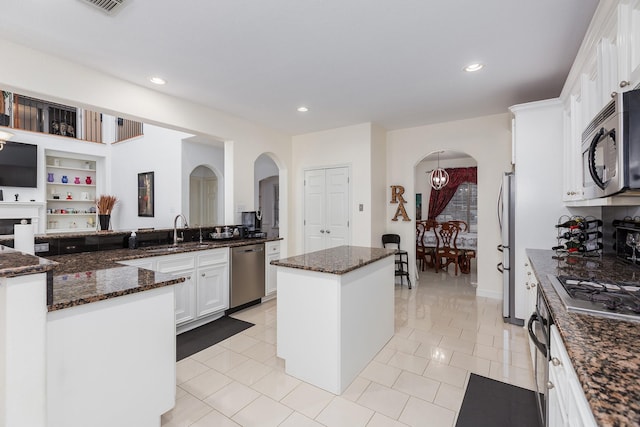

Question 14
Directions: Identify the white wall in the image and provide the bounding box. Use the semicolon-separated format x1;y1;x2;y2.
387;113;512;299
110;124;192;230
0;38;292;236
291;123;376;254
370;124;387;247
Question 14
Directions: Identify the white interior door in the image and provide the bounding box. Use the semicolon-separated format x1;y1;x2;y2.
304;167;350;253
304;169;326;253
324;167;349;248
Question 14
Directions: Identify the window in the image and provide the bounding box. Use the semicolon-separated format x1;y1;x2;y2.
435;183;477;230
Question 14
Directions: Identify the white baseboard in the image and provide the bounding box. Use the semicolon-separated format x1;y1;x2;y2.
476;287;503;300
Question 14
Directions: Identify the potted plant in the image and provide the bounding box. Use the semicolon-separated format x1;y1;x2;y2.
96;194;118;231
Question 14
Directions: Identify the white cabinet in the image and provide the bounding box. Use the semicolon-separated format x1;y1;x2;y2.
195;250;229;317
524;258;539;368
264;240;280;298
548;325;597;427
561;1;640;205
45;154;98;233
119;247;229;332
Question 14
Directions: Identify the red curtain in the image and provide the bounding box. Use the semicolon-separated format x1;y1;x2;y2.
428;167;477;220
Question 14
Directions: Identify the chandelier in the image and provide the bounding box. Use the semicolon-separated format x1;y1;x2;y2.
428;151;449;190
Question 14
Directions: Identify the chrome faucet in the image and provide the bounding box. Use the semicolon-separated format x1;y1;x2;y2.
173;214;188;245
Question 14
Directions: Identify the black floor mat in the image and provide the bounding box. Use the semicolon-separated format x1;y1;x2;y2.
176;316;254;361
456;374;541;427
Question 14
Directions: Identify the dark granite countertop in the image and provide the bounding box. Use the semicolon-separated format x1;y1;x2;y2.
271;245;396;275
527;249;640;427
0;245;57;277
2;238;281;312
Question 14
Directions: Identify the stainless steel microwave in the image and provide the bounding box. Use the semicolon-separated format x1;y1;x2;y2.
582;88;640;199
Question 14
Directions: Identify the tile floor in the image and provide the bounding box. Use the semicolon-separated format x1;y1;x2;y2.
162;265;534;427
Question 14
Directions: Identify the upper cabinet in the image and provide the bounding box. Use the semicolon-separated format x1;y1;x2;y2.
561;0;640;206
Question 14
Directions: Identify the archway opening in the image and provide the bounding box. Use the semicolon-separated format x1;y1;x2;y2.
189;165;219;226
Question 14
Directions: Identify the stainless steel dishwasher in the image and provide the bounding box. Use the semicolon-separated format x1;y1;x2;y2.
230;243;265;309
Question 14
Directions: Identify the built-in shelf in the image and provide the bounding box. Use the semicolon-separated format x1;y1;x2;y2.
46;165;96;172
46;153;99;233
46;183;96;188
47;199;96;203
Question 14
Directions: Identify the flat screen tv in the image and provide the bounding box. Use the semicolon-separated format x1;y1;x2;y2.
0;141;38;188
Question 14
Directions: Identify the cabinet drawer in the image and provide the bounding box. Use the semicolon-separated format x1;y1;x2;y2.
198;248;229;266
156;254;196;273
266;241;280;254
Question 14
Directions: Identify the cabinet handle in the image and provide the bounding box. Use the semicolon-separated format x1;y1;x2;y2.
326;230;331;234
620;80;631;88
531;282;536;288
526;284;530;290
201;273;206;277
527;271;531;276
547;381;555;390
320;229;325;233
551;357;562;366
186;276;191;280
611;91;618;98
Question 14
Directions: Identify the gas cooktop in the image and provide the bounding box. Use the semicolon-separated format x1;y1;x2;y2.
549;274;640;322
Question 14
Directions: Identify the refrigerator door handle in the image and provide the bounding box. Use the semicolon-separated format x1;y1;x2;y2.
497;244;503;252
497;262;504;273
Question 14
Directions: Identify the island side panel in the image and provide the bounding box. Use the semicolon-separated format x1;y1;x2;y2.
46;286;176;427
0;273;48;427
277;267;341;393
339;256;394;392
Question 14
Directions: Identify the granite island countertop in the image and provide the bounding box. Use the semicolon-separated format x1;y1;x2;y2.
1;237;281;312
527;249;640;427
271;245;396;275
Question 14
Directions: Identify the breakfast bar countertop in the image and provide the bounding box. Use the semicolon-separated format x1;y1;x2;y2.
527;249;640;427
271;245;396;275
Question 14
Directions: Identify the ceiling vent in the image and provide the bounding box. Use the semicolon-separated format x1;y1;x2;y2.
78;0;128;15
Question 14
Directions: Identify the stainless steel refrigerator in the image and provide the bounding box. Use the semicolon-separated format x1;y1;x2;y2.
498;172;523;325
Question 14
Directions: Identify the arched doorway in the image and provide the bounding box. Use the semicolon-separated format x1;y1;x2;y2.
254;153;280;238
415;150;478;284
189;165;219;226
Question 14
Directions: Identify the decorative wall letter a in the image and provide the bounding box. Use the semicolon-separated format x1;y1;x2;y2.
390;185;410;222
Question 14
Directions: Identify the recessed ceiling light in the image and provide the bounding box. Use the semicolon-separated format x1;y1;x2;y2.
297;106;309;112
463;63;484;72
149;76;166;85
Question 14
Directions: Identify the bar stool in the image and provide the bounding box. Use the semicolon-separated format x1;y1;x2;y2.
382;234;412;289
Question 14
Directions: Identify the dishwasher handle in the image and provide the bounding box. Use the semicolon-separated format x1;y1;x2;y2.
238;246;264;254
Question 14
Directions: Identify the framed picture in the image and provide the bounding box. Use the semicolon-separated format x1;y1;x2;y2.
138;171;154;217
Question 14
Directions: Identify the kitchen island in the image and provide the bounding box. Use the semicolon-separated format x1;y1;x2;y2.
0;243;184;427
527;249;640;426
273;245;396;394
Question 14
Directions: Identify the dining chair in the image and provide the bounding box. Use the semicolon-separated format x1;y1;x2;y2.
435;222;464;275
448;220;468;233
416;220;438;271
382;234;411;288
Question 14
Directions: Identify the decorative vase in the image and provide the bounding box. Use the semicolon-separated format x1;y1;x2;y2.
47;172;54;183
74;177;81;184
85;176;92;185
61;175;68;183
98;214;110;231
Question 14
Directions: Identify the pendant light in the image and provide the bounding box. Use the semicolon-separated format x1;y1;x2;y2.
429;151;449;190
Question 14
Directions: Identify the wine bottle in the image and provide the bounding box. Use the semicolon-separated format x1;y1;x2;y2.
559;230;603;242
555;219;602;230
552;241;603;253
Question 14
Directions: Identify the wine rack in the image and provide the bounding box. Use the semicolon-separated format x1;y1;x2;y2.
553;215;603;257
